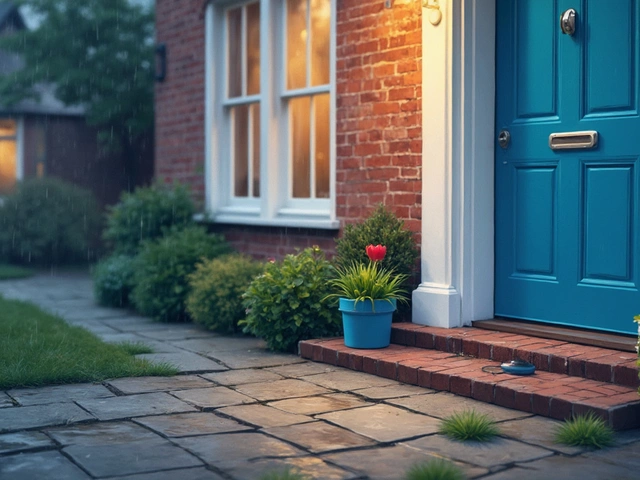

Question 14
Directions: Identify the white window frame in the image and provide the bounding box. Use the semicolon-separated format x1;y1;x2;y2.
205;0;338;229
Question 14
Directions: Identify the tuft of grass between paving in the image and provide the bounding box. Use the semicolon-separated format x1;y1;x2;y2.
405;459;467;480
439;410;500;442
0;264;34;280
554;412;614;448
260;468;308;480
0;296;178;389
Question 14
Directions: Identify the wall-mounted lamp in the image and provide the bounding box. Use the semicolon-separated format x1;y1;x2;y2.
155;43;167;83
423;0;442;26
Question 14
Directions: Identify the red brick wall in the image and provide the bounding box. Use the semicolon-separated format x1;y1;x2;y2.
155;0;422;257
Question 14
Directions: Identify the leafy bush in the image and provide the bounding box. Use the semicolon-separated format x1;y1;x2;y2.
335;205;419;318
103;183;195;255
405;459;466;480
93;254;136;307
439;410;500;442
187;254;265;333
0;178;101;265
555;412;614;448
241;247;342;352
130;226;231;322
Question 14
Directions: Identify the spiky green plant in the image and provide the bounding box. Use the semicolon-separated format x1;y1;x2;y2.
554;412;614;448
405;459;466;480
439;410;500;442
260;467;308;480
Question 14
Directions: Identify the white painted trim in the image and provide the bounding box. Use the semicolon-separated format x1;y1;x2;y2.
413;0;495;328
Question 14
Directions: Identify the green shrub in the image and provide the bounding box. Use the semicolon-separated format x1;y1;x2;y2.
93;254;136;307
554;412;614;448
335;205;419;318
103;183;195;255
405;459;466;480
0;178;101;265
130;226;231;322
439;410;500;442
187;254;265;333
241;247;342;352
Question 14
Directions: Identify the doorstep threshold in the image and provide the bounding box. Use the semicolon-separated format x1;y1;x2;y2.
472;318;637;353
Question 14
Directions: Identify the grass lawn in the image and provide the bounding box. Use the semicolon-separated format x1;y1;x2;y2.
0;296;178;389
0;264;35;280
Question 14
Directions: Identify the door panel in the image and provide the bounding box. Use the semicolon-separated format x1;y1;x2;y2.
496;0;640;334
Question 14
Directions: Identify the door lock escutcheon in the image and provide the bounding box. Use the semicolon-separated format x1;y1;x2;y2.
498;129;511;149
560;8;577;36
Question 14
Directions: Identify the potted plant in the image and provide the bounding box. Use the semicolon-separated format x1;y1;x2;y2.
327;244;409;349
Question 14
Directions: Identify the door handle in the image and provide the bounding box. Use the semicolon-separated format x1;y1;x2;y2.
498;129;511;149
560;9;577;36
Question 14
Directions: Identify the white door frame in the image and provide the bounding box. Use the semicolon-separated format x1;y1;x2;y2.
412;0;496;328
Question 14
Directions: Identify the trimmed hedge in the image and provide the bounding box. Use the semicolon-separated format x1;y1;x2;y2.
130;226;231;322
187;254;265;333
241;247;342;352
0;178;101;265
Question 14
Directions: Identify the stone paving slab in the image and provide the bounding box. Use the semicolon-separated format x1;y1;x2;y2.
64;439;203;477
171;336;266;353
174;432;306;470
353;384;433;399
77;392;197;420
389;391;532;422
135;412;252;437
205;349;304;369
137;328;214;341
584;441;640;470
322;444;489;480
113;467;226;480
481;455;636;480
77;322;121;335
496;416;585;455
171;386;256;409
218;404;314;428
0;392;15;408
318;404;441;442
200;369;284;386
268;393;373;415
135;352;227;373
7;383;115;406
0;431;55;454
226;456;358;480
402;434;553;468
264;421;377;453
0;403;95;432
107;375;215;394
234;379;331;401
300;370;399;391
47;421;161;446
266;362;338;378
0;450;90;480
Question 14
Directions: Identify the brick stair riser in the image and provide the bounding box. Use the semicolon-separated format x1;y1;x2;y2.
390;325;640;389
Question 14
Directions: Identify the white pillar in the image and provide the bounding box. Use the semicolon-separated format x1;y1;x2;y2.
413;0;496;328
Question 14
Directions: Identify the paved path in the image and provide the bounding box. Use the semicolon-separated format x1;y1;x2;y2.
0;273;638;480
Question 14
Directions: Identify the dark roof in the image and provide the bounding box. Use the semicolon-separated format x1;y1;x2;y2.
0;3;25;32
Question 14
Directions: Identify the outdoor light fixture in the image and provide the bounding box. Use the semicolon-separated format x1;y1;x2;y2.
423;0;442;25
155;43;167;82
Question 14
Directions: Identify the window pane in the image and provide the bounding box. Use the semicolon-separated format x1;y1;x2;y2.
251;103;260;197
314;94;330;198
233;105;249;197
227;7;242;98
246;2;260;96
287;0;307;90
310;0;330;86
0;139;17;195
290;96;311;198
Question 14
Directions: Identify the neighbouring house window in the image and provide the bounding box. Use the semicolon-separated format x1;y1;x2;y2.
207;0;337;229
0;118;19;195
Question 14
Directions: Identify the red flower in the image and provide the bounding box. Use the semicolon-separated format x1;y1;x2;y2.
366;244;386;262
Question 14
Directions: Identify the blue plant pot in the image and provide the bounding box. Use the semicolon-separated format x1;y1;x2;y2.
339;298;397;349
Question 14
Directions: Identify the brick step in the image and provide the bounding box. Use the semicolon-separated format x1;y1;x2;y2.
299;338;640;430
390;324;639;389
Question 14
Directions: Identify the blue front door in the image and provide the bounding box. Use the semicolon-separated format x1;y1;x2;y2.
495;0;640;335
